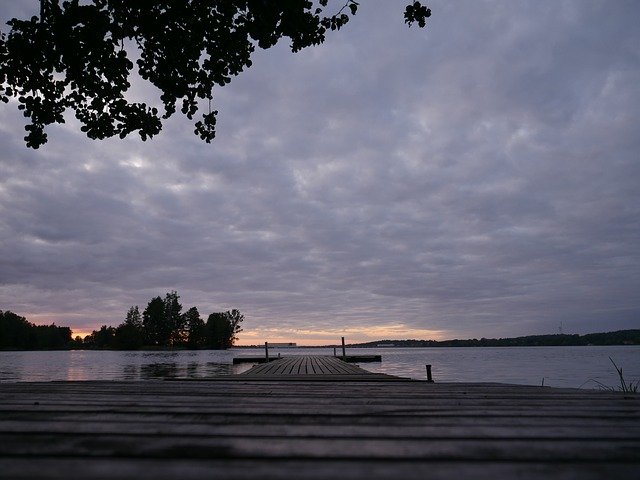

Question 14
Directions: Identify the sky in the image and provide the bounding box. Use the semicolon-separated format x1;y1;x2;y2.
1;1;639;345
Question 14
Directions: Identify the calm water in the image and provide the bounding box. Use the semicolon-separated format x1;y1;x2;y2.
1;346;638;389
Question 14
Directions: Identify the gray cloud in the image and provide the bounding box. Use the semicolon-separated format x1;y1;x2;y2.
1;1;639;342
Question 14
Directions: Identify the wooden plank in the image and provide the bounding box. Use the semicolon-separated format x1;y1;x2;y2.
241;356;381;376
3;419;640;439
240;356;383;377
310;356;321;374
2;410;637;429
297;357;306;374
0;458;636;480
0;377;638;478
2;432;639;461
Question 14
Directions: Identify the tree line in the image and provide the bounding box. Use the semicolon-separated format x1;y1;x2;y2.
1;291;244;350
0;310;72;350
353;330;640;348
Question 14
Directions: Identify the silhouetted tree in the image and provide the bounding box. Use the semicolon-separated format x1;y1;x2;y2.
142;296;165;346
0;1;430;148
164;291;185;346
206;309;244;349
114;305;144;349
125;305;142;328
141;291;185;346
85;325;116;349
226;309;245;346
206;312;232;349
183;306;206;348
0;310;32;349
32;324;72;349
0;310;72;349
71;335;84;349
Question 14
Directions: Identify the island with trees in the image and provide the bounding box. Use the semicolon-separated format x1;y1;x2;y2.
0;290;243;350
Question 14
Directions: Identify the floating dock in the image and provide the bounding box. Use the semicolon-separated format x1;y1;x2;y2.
232;354;382;364
0;355;638;479
239;354;391;379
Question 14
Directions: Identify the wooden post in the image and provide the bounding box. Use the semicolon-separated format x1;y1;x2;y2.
341;336;346;360
265;342;269;362
333;347;336;357
426;364;434;383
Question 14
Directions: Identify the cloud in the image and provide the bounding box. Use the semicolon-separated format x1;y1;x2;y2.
1;1;639;342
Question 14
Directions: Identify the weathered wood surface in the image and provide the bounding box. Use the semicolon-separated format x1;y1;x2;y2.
233;354;382;364
239;355;394;380
0;367;639;478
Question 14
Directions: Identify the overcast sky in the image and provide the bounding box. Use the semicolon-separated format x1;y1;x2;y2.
1;1;639;345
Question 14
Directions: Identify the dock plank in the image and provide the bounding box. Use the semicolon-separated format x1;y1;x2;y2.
240;356;391;378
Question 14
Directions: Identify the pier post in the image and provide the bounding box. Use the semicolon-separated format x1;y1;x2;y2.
426;364;434;383
333;347;336;357
341;336;346;360
265;342;269;362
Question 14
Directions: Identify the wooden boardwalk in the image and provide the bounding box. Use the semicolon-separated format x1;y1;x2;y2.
239;355;401;381
0;356;639;479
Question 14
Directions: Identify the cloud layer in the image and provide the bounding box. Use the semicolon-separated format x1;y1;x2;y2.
1;1;639;343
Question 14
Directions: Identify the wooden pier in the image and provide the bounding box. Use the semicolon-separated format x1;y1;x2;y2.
232;354;382;364
238;355;392;380
0;356;639;479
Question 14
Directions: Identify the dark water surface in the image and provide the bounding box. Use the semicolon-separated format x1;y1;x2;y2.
1;346;638;389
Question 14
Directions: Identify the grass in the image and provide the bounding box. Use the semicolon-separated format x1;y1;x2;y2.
582;357;640;393
608;357;639;394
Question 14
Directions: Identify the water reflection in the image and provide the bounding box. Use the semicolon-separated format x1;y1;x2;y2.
1;346;639;388
140;362;179;379
203;362;233;376
122;364;138;380
122;360;236;380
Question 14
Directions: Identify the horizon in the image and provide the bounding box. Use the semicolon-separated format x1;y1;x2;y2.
9;310;633;348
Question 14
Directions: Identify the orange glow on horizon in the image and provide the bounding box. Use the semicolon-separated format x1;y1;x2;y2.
22;311;447;346
234;324;448;346
71;330;93;339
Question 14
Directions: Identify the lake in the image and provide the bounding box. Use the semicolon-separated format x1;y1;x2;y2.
1;345;638;390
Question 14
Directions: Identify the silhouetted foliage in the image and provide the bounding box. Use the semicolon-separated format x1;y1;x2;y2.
0;310;32;349
164;291;186;346
2;298;243;350
82;325;115;349
184;306;206;348
0;310;71;349
226;308;245;345
0;1;430;148
142;296;166;346
114;306;144;349
206;309;245;349
139;291;186;346
206;312;231;349
125;305;142;328
404;1;432;28
79;292;244;349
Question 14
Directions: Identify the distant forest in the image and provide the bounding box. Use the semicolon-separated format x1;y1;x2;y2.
0;291;243;351
353;330;640;348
